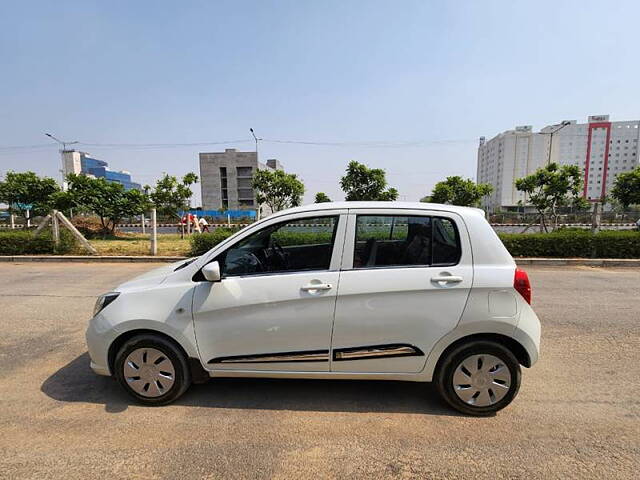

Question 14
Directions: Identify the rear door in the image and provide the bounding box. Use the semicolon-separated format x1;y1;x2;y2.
331;209;473;373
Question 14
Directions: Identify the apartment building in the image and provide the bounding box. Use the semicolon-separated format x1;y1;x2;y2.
199;149;283;212
477;115;640;210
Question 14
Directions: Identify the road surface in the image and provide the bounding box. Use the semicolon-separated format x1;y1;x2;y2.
0;263;638;479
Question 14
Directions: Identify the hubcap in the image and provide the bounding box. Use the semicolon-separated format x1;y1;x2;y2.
452;354;511;407
123;347;176;398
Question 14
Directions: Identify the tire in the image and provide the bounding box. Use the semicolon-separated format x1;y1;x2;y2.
114;334;192;406
435;340;521;416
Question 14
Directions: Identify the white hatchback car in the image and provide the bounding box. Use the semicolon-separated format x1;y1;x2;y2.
87;202;540;415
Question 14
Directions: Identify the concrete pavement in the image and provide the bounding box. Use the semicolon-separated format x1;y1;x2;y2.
0;263;638;479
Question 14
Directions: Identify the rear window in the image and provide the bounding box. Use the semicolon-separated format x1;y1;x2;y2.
353;215;461;268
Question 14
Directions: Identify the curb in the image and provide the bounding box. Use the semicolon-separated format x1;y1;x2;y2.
514;258;640;267
0;255;186;263
1;256;639;267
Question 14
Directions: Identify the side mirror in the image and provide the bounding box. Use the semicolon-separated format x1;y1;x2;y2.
201;261;221;282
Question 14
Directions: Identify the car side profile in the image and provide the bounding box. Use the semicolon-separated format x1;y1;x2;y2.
86;202;540;416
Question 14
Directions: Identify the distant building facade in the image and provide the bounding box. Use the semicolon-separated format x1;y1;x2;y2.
477;115;640;210
62;150;141;190
199;149;283;213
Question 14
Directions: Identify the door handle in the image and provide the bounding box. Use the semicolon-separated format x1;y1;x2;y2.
301;283;332;292
431;275;463;284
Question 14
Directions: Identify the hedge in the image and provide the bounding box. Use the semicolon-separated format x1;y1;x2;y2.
0;229;77;255
189;228;237;256
189;227;640;259
498;230;640;258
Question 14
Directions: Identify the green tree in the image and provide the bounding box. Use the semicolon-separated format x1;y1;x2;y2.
422;176;493;207
182;172;199;208
611;166;640;211
515;163;583;232
253;169;305;212
149;173;194;218
339;161;398;201
62;174;148;235
314;192;332;203
0;171;60;222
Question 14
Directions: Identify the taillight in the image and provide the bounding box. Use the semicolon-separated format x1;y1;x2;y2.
514;268;531;304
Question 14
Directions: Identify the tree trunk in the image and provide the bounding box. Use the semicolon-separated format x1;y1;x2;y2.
591;202;601;234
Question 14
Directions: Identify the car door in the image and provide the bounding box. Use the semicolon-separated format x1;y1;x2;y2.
331;209;473;373
192;211;346;372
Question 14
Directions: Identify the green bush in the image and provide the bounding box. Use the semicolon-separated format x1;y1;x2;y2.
499;230;640;258
0;229;77;255
189;228;237;256
272;231;334;246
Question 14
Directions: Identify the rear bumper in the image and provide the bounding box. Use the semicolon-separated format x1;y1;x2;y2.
514;301;541;367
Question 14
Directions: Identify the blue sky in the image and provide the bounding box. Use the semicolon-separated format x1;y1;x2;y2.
2;0;640;203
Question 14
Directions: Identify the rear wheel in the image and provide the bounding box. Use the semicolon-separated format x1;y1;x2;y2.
435;340;521;416
114;334;191;405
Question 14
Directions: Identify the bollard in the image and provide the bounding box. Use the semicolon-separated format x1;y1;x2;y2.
150;209;157;256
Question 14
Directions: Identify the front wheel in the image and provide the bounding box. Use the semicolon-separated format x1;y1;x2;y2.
114;334;192;405
435;340;521;416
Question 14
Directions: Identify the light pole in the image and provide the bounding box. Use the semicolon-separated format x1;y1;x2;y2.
45;133;78;189
249;128;262;158
542;121;571;164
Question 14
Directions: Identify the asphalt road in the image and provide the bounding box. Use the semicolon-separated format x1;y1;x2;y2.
0;263;638;479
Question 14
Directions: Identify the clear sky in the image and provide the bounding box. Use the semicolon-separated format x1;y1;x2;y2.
2;0;640;204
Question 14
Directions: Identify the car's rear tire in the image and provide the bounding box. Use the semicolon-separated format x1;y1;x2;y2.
435;340;521;416
114;334;191;406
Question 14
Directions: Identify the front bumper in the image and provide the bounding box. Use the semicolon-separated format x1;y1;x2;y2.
85;314;117;377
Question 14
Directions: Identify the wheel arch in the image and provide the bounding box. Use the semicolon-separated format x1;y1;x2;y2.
421;325;534;382
434;333;531;374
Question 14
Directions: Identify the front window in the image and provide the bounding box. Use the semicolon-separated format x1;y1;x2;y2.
353;215;460;268
219;216;339;276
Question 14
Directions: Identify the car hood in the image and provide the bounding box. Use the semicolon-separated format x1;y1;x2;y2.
115;258;196;291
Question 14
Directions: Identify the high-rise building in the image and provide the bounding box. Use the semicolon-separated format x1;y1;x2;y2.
199;149;283;213
62;150;141;190
477;115;640;210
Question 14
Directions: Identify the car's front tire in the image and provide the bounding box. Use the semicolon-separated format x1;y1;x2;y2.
114;334;191;405
435;340;521;416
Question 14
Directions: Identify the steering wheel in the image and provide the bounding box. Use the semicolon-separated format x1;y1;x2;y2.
270;239;289;269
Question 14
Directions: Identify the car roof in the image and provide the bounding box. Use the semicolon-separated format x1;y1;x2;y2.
268;201;485;219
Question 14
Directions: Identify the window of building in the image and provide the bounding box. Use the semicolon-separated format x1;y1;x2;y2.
236;166;253;177
218;216;339;276
220;167;228;209
237;188;254;200
353;215;460;268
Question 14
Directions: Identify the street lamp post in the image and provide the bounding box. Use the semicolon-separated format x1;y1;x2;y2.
45;133;78;189
543;121;571;164
249;128;262;158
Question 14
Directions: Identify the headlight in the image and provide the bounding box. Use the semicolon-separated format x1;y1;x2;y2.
93;292;120;317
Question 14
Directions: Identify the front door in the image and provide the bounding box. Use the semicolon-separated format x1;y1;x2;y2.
331;210;473;373
193;213;346;372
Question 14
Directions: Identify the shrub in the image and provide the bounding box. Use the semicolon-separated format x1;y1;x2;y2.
499;230;640;258
189;228;237;256
0;229;77;255
187;226;640;259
